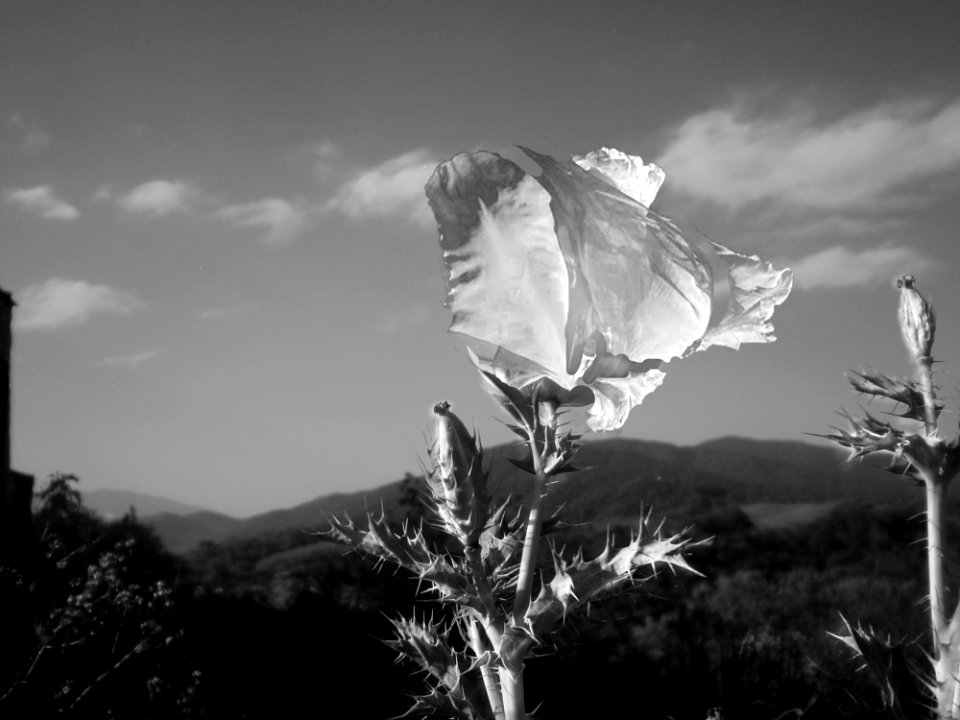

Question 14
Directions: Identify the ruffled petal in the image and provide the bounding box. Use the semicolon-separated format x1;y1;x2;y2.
586;369;667;432
426;146;793;433
694;241;794;352
572;147;665;209
523;148;714;368
426;152;572;383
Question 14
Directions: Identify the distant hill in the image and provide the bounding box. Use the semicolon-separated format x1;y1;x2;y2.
80;489;243;553
82;489;212;520
221;479;409;542
156;436;923;554
144;511;245;553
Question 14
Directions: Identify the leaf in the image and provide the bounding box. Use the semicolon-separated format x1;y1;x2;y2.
846;369;941;425
524;518;700;638
813;408;905;461
476;364;535;431
319;513;479;607
388;616;495;720
829;615;927;719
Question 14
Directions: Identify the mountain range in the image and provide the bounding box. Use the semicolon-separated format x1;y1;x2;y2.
82;488;212;520
84;436;923;553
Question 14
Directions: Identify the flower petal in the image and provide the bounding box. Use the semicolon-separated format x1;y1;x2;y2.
522;147;715;368
587;370;667;431
572;147;665;209
693;241;794;352
426;146;792;433
426;152;571;383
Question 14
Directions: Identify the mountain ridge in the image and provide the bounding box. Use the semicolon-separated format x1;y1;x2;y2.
139;436;921;553
82;488;217;520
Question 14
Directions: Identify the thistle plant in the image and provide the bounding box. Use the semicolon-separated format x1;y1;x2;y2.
323;145;792;719
325;387;696;720
820;276;960;719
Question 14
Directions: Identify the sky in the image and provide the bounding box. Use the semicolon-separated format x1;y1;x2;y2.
2;1;959;517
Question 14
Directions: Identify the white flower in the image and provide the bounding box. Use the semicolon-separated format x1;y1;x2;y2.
425;147;793;431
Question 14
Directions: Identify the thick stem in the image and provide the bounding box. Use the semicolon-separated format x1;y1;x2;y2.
929;477;960;719
502;420;551;720
465;546;495;609
919;357;938;437
468;620;505;720
512;461;547;627
465;545;503;649
928;479;947;646
498;666;525;720
918;354;959;718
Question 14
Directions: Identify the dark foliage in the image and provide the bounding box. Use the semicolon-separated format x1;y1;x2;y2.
174;494;938;719
0;473;197;719
3;465;947;718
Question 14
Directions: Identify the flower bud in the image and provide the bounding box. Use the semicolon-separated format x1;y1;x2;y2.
430;402;487;546
897;275;935;362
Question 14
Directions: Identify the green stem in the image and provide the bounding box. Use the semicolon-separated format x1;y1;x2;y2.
927;478;946;645
512;459;547;627
465;546;503;643
919;357;938;437
927;477;960;719
501;422;551;720
468;619;505;720
916;357;960;718
498;665;525;720
465;544;504;662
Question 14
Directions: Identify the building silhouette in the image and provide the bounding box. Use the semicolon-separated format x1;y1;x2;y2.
1;287;36;571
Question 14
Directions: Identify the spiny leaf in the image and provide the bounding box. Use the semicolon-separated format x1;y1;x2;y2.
814;408;905;461
319;512;480;607
389;615;495;720
478;368;535;432
387;615;462;690
415;556;479;607
829;615;927;718
524;518;700;638
846;369;942;425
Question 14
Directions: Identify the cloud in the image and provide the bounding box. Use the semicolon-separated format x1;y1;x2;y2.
790;243;931;289
324;149;437;227
14;278;142;331
657;97;960;212
2;114;52;154
216;198;307;246
308;140;345;185
98;350;159;368
93;184;114;201
4;185;79;220
118;180;197;217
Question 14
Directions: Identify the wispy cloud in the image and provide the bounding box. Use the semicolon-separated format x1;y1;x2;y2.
2;114;52;155
324;149;438;228
98;349;159;368
118;180;197;217
14;278;142;331
92;184;114;202
4;185;79;220
790;243;931;290
658;97;960;212
307;140;345;185
216;198;307;246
